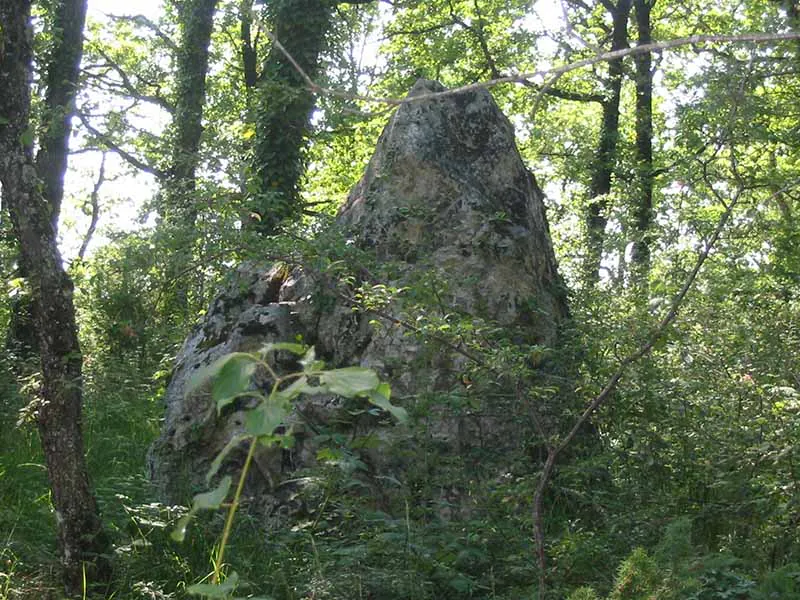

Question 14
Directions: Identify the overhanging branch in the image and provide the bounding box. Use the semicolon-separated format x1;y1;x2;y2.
77;111;167;179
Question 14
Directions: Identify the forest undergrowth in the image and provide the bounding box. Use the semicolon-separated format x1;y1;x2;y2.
2;254;800;599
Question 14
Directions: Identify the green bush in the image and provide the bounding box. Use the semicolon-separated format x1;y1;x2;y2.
569;586;601;600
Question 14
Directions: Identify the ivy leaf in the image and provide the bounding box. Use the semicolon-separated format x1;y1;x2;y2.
321;367;380;397
19;125;34;147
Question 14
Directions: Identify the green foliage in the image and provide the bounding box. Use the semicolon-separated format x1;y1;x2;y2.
752;564;800;599
609;548;663;600
171;342;405;596
4;0;800;598
570;588;602;600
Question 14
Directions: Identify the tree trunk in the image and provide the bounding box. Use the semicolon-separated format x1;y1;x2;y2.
160;0;219;314
5;0;88;368
251;0;333;234
630;0;655;282
240;0;259;89
0;0;111;592
583;0;631;287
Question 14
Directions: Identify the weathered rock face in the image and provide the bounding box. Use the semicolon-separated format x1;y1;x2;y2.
148;79;568;505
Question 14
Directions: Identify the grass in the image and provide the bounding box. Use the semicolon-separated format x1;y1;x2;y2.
0;354;200;600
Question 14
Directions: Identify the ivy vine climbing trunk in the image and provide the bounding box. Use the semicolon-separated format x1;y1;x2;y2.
630;0;655;282
582;0;631;287
0;0;111;593
251;0;334;234
161;0;219;314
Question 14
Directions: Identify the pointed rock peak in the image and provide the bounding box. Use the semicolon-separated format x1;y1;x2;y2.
340;78;566;335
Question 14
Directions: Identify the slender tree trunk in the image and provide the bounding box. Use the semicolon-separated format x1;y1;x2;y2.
583;0;631;287
251;0;333;234
241;0;259;89
0;0;110;593
630;0;655;282
35;0;88;229
5;0;89;367
161;0;219;313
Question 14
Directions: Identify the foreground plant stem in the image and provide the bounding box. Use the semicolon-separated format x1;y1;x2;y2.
213;436;258;585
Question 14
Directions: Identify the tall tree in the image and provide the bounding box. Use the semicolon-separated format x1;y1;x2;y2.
582;0;632;287
161;0;220;311
250;0;335;234
630;0;655;281
0;0;110;592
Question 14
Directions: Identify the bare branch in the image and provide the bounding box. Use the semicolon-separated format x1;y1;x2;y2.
78;152;106;260
76;110;167;179
86;47;174;113
106;13;178;52
268;31;800;111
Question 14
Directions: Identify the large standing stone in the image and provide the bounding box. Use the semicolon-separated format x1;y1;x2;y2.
148;79;568;506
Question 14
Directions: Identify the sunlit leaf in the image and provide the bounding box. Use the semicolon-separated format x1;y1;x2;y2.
321;367;379;397
193;476;232;510
184;353;257;401
259;342;307;356
368;385;408;423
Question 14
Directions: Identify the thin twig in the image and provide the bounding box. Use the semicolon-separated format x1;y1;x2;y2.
77;152;106;260
268;31;800;109
76;110;167;178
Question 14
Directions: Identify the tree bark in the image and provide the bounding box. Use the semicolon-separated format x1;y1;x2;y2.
5;0;88;366
0;0;111;592
35;0;87;229
583;0;631;287
630;0;655;282
251;0;334;234
161;0;219;313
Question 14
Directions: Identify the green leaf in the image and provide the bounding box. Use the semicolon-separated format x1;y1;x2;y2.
300;346;322;372
274;376;326;402
193;475;232;510
172;476;233;542
184;353;257;401
171;513;192;543
321;367;380;397
368;385;408;423
206;435;249;485
19;125;34;147
259;342;307;356
186;571;239;597
212;355;257;410
244;402;289;437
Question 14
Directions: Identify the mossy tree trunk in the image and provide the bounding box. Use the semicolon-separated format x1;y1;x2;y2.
630;0;655;283
250;0;334;234
161;0;220;314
